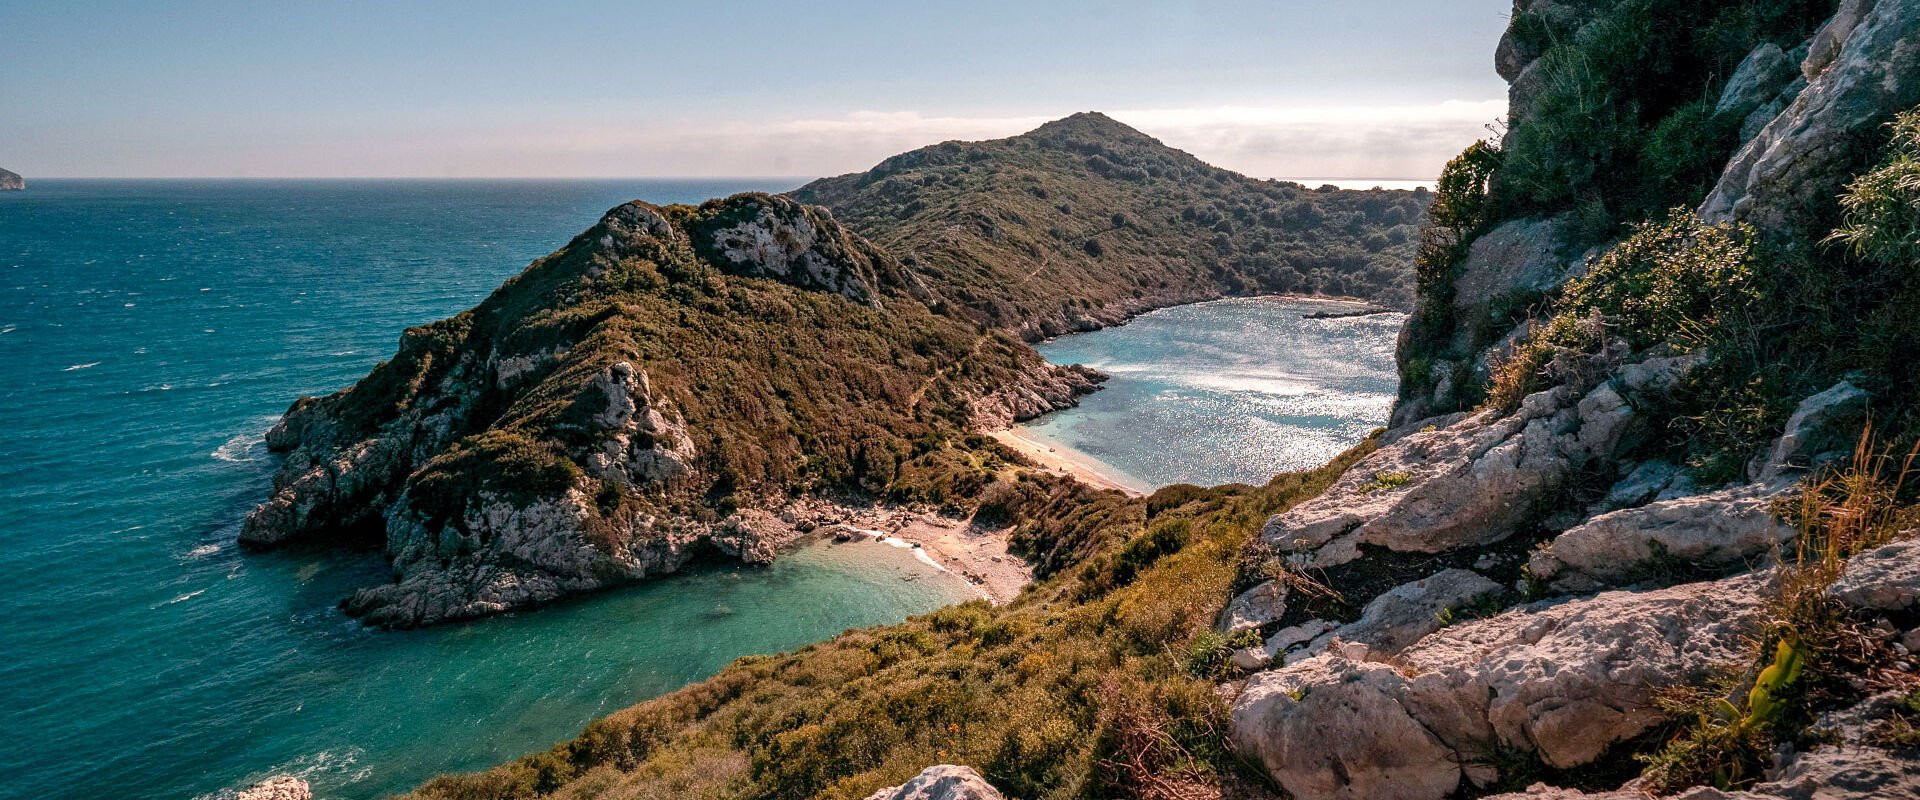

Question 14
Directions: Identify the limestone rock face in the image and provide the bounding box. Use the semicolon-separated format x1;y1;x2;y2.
0;167;22;191
235;776;311;800
1830;537;1920;612
1265;352;1700;570
863;765;1005;800
1231;572;1772;800
967;362;1105;430
1335;568;1503;654
1753;380;1870;483
1702;0;1920;231
1451;216;1577;318
1717;43;1797;118
1527;483;1794;593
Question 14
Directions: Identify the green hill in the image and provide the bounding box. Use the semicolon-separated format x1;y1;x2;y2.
794;112;1427;339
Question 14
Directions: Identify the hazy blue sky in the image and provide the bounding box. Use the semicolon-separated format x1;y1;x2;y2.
2;1;1514;179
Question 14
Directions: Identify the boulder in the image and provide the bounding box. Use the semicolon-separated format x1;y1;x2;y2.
864;765;1005;800
1529;483;1793;593
1753;380;1870;484
1218;580;1289;634
1231;572;1772;800
1333;568;1504;654
1232;657;1462;800
1702;0;1920;232
1830;537;1920;611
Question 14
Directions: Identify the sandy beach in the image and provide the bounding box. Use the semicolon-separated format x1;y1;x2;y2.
818;510;1034;605
989;426;1149;497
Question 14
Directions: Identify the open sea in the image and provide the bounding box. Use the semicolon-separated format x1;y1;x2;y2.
0;180;982;800
1026;298;1404;489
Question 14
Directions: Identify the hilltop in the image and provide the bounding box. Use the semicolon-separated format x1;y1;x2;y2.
794;112;1426;340
0;168;22;191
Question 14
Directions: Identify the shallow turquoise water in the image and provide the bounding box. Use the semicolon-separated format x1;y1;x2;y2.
0;180;977;800
1029;298;1404;489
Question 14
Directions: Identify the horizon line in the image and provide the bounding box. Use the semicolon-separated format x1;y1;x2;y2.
7;174;1438;183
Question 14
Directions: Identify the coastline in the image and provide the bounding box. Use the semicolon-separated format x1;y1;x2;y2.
989;426;1150;497
814;508;1034;605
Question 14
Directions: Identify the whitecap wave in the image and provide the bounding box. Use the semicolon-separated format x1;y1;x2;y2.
63;361;101;371
191;747;373;800
211;431;267;463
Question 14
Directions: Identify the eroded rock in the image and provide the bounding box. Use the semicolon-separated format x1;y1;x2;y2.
1702;0;1920;232
1232;572;1773;800
1529;483;1793;593
1830;537;1920;612
864;765;1005;800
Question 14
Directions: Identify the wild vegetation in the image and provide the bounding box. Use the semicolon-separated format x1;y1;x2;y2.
405;443;1377;800
794;112;1428;338
1397;0;1838;420
1640;430;1920;792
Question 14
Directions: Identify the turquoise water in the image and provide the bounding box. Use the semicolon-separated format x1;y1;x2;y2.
0;180;978;800
1029;298;1404;489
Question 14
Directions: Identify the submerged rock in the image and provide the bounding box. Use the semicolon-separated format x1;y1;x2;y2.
235;776;311;800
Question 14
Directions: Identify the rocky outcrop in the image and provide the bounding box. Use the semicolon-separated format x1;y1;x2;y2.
864;766;1005;800
1752;379;1871;483
1527;482;1794;593
243;193;1050;626
1702;0;1920;231
1261;351;1699;571
1830;536;1920;611
0;168;21;191
1231;572;1773;800
1451;216;1577;319
235;777;312;800
967;361;1106;430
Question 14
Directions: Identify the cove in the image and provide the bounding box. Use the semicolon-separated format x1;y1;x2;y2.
1021;297;1405;490
0;180;975;800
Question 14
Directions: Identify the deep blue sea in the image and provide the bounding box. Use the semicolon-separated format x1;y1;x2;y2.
1027;298;1404;489
0;180;980;800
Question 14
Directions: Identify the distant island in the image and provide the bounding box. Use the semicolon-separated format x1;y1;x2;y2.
0;168;22;191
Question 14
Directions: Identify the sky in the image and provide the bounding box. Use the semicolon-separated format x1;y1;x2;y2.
0;1;1515;180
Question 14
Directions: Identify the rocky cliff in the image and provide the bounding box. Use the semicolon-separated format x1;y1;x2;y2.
1225;0;1920;797
404;2;1920;799
243;193;1100;626
0;168;23;191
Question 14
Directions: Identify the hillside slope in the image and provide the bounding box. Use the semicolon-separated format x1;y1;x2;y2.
794;112;1427;340
244;116;1424;627
405;2;1920;799
241;194;1099;627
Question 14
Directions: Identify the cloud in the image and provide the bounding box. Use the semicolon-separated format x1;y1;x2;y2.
32;101;1508;179
433;101;1503;180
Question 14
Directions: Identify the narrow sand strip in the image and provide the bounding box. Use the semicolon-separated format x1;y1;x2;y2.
989;426;1150;497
